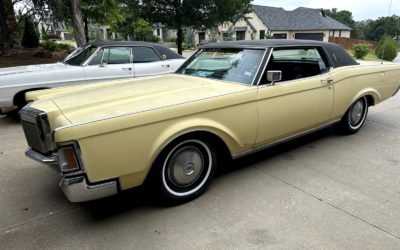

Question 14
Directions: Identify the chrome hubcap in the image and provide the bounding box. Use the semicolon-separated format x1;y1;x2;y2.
167;146;204;187
350;100;364;125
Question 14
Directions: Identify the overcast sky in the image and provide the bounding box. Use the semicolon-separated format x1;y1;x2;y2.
252;0;399;21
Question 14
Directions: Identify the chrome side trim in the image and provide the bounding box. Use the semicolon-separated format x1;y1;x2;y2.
25;147;59;165
256;48;273;86
54;87;257;132
59;176;117;202
232;120;340;159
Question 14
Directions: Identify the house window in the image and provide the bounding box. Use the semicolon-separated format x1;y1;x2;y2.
157;29;160;36
236;31;245;40
199;32;205;41
260;30;265;39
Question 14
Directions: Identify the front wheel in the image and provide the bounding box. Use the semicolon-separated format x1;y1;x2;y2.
155;139;217;204
334;96;368;135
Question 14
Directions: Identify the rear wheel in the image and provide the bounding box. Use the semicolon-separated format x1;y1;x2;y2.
334;96;368;135
154;139;217;204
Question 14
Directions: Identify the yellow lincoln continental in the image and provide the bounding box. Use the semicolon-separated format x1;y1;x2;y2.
19;40;400;203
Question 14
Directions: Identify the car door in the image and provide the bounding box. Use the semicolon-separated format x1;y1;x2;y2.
131;47;173;78
84;47;134;84
254;47;334;147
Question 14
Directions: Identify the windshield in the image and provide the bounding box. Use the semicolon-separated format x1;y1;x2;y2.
175;49;265;85
63;45;98;66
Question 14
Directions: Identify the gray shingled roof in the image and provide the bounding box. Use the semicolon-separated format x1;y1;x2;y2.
246;20;256;31
251;5;352;31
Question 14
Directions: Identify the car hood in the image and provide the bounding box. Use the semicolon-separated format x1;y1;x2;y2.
41;74;250;125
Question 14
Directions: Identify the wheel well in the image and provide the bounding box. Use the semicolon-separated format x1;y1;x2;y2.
365;95;375;107
145;130;233;183
13;88;49;106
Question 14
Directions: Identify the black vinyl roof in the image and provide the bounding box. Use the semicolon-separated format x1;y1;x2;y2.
87;41;185;60
201;40;359;68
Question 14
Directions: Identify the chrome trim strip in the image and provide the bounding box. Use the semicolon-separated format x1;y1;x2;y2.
54;87;257;132
256;48;273;86
232;120;340;159
59;176;117;202
250;49;268;86
82;47;102;67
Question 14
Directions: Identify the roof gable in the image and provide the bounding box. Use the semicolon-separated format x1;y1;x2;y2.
251;5;352;31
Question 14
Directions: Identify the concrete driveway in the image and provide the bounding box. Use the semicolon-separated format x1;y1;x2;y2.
1;94;400;249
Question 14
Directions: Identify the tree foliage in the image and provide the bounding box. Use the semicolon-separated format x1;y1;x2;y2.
324;8;361;39
363;15;400;42
123;0;253;54
225;24;235;41
375;35;398;61
352;43;371;59
21;16;39;47
133;18;152;41
209;28;218;43
109;8;137;40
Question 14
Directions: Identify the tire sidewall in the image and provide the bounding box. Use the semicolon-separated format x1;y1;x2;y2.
341;96;369;134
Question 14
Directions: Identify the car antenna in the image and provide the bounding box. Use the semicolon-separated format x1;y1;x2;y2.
381;0;393;65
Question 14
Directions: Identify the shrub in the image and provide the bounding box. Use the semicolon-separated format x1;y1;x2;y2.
145;34;161;43
375;35;397;61
58;43;71;50
21;17;39;48
48;34;60;40
42;34;49;40
352;43;371;59
165;37;176;42
41;40;59;51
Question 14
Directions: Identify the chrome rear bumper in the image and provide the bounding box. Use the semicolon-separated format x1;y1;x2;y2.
60;176;118;202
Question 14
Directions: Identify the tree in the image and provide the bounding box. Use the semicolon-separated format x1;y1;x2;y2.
209;28;218;43
133;18;152;41
50;24;54;34
225;24;235;41
184;27;195;48
21;16;39;47
89;24;102;41
109;8;136;40
67;0;86;47
363;15;400;41
1;0;68;49
41;23;46;36
324;8;360;39
265;30;275;39
375;35;398;61
124;0;253;55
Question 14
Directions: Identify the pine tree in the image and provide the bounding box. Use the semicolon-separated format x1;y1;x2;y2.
184;27;195;48
21;17;39;47
225;24;235;41
375;35;398;61
50;25;55;34
209;28;218;43
41;23;46;36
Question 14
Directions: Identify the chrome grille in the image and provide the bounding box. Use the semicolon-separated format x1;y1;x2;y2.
21;120;44;153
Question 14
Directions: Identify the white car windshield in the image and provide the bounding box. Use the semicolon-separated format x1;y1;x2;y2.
175;49;265;85
63;45;98;66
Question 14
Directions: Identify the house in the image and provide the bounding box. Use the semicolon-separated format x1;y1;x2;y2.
197;5;352;43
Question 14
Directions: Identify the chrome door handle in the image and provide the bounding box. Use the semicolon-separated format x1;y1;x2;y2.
321;78;334;83
122;67;132;70
162;64;170;67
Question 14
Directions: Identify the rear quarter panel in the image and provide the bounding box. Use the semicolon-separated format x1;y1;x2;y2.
330;64;400;120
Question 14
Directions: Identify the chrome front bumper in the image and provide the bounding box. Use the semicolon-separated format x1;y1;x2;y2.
25;147;118;202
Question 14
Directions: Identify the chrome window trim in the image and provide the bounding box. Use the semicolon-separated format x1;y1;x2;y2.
255;48;273;86
82;47;103;67
53;86;257;132
250;49;268;86
232;119;341;159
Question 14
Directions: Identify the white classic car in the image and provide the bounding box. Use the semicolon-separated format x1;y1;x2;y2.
0;41;186;111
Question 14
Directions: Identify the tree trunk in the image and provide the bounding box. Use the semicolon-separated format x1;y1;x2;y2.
84;16;89;43
0;0;11;49
177;28;183;55
67;0;86;47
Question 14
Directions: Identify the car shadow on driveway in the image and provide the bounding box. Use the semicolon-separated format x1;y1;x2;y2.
81;126;339;219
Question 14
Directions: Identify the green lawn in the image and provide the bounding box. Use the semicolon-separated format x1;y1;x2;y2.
346;50;393;62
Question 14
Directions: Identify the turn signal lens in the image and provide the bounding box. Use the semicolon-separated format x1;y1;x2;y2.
65;149;78;170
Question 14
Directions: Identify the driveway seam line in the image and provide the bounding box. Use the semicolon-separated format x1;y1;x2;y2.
0;206;82;233
366;119;398;128
254;166;400;240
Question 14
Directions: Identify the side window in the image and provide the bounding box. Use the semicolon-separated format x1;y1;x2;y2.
102;47;131;64
89;49;103;65
260;30;265;39
261;47;330;85
131;47;161;63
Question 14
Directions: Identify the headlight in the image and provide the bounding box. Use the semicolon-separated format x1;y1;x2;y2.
58;147;80;172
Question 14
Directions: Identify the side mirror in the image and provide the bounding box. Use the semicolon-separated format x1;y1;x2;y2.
266;71;282;85
100;60;107;67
